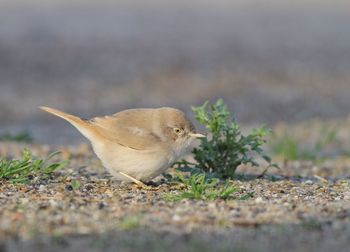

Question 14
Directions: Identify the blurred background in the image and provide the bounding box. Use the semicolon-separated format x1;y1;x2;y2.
1;0;349;144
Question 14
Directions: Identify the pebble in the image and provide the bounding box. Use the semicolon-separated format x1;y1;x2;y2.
49;199;59;207
65;185;73;191
172;214;181;221
98;202;106;209
38;185;46;192
208;202;216;209
344;193;350;200
255;197;264;203
20;198;29;204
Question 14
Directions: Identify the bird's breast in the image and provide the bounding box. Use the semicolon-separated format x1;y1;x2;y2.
91;141;173;181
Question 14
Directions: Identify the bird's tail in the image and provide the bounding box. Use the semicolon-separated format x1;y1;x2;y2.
40;106;96;140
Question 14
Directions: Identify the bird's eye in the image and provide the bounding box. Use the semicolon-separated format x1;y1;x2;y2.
173;127;183;134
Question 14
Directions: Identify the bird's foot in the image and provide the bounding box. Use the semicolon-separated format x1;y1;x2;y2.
119;172;155;190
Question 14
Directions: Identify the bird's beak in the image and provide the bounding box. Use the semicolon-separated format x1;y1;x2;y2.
189;133;206;138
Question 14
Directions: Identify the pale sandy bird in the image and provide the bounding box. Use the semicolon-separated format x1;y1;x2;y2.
40;106;204;186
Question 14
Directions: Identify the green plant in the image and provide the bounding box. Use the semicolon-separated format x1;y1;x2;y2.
0;149;68;183
271;136;304;160
315;128;336;152
120;215;142;230
71;179;81;190
271;128;337;161
0;131;33;143
164;172;237;201
177;99;275;178
238;192;254;200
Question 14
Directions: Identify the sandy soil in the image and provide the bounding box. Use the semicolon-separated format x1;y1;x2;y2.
1;119;350;252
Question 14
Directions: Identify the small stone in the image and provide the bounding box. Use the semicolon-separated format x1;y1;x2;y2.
343;193;350;200
98;202;106;209
21;187;30;193
311;166;319;173
38;185;46;192
172;214;181;221
305;180;313;185
65;185;73;191
85;184;94;191
49;199;58;207
255;197;264;203
208;202;216;209
104;189;113;196
20;198;29;204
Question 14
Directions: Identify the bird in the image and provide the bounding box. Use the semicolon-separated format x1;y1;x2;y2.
40;106;204;186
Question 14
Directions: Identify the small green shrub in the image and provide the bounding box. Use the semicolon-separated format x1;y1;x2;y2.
177;99;275;178
164;172;237;201
0;149;68;183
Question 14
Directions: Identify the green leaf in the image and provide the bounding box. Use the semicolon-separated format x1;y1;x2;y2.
0;150;69;184
71;180;81;190
178;99;274;178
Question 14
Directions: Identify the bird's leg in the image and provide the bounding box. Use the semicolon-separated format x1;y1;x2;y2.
119;172;152;189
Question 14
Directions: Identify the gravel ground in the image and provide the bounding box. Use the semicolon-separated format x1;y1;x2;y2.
1;119;350;252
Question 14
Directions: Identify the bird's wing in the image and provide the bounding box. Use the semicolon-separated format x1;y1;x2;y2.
89;109;162;151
